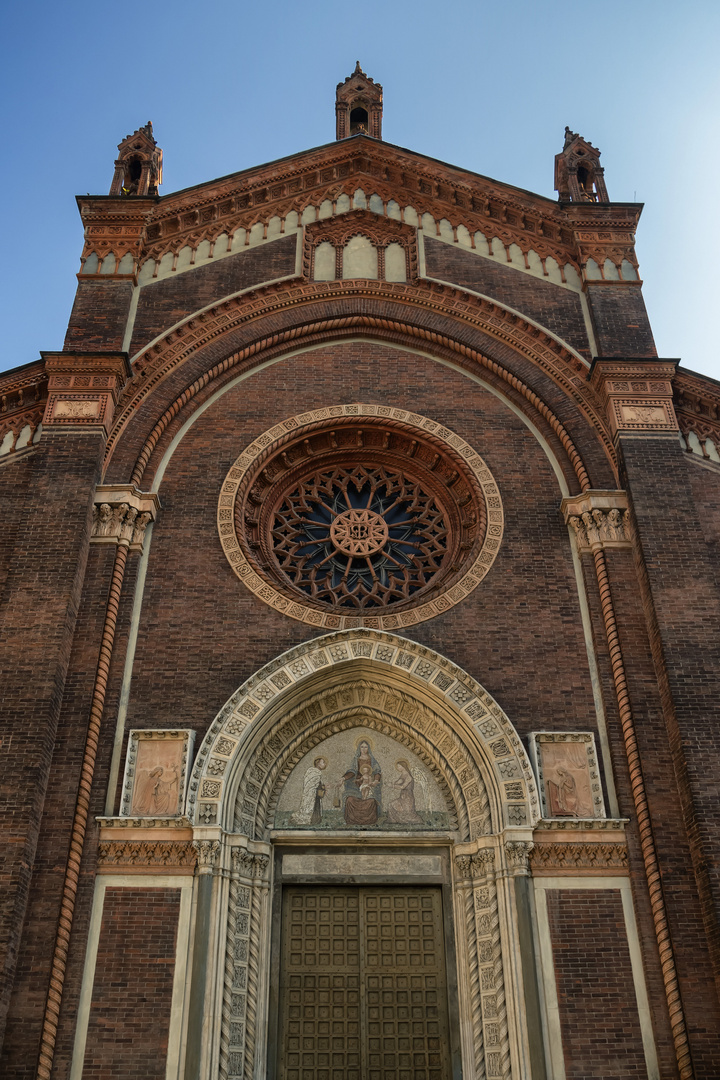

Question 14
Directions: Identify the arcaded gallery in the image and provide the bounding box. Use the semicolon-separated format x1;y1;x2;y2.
2;66;720;1080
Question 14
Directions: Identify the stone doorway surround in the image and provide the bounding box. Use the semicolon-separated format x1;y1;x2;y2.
184;629;543;1080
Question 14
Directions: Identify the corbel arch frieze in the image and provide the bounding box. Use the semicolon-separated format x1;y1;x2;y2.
103;284;617;489
186;629;539;837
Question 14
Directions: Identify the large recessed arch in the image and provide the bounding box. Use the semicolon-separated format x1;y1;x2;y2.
103;279;617;489
187;627;540;835
188;627;543;1080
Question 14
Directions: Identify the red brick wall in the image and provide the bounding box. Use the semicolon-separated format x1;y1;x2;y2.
128;234;297;357
82;887;180;1079
423;236;592;361
63;281;134;351
585;283;656;357
546;888;646;1078
0;432;104;1053
1;544;141;1080
122;340;600;757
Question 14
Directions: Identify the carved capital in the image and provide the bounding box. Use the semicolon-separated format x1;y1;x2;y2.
455;848;495;880
91;485;160;553
504;840;534;872
231;848;270;881
193;838;221;872
561;490;631;552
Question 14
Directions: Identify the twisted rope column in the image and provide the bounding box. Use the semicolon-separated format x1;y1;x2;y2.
592;544;692;1079
456;856;485;1079
219;851;243;1080
243;855;268;1080
37;541;129;1080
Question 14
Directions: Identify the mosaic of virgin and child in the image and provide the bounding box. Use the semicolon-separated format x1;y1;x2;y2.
275;731;449;830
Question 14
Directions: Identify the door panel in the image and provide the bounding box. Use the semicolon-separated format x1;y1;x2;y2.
279;887;450;1080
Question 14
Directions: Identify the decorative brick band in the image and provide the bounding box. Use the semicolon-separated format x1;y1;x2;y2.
97;839;196;873
530;839;628;875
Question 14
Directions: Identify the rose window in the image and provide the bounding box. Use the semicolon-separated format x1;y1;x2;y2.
272;465;449;608
218;405;504;630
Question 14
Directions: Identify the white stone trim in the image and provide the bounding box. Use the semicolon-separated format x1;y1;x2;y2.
532;876;660;1080
69;875;194;1080
187;628;539;833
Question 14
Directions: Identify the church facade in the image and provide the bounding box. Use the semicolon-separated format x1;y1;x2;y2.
1;66;719;1080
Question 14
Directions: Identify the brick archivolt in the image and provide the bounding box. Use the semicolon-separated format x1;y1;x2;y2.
102;280;616;486
187;629;539;837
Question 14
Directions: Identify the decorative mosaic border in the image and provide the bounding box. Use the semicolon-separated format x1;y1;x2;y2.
187;628;538;830
217;404;504;629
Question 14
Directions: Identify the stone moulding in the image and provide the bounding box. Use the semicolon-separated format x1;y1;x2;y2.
96;838;196;873
91;484;160;553
186;627;539;835
529;836;628;875
95;816;195;874
217;403;504;630
560;489;631;552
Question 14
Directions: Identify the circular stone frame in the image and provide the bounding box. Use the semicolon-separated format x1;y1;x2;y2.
218;404;504;630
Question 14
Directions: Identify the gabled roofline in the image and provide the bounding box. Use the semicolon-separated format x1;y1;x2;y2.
76;133;577;210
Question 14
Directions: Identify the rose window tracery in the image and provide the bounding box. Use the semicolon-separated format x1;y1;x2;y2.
218;405;504;630
272;465;449;608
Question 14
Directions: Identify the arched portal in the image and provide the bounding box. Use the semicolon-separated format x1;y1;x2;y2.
187;630;541;1080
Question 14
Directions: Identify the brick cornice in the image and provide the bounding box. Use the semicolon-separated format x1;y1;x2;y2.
0;360;48;459
674;367;720;444
589;357;679;439
42;351;131;436
76;138;643;278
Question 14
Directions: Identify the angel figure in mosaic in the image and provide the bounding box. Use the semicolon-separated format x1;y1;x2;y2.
292;757;328;825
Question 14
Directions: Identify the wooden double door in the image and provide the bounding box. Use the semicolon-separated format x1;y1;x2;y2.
278;886;451;1080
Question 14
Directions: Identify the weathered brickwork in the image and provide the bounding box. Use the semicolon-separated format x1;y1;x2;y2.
546;888;646;1078
0;432;104;1053
81;888;180;1079
584;544;720;1071
128;234;298;357
63;280;134;351
619;438;720;1016
423;235;592;361
585;282;656;357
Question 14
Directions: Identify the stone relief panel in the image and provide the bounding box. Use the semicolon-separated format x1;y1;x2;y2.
274;728;452;831
120;729;195;818
529;732;606;820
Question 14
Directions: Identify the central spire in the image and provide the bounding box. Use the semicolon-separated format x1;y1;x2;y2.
335;63;383;140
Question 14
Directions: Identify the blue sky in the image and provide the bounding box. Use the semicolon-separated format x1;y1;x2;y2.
2;1;719;378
